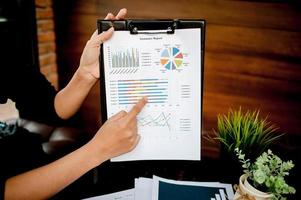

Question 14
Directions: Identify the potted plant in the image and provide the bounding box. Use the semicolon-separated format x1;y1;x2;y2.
207;108;283;183
214;108;282;161
234;148;296;200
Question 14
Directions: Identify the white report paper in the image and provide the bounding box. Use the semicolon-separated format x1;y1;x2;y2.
83;189;134;200
103;28;202;161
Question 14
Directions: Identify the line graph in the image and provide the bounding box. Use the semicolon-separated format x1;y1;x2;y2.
138;112;171;131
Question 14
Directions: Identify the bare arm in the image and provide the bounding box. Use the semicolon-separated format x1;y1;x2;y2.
5;97;147;200
5;142;101;200
54;9;127;119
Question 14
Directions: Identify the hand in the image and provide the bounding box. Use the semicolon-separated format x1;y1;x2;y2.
79;8;127;80
88;97;148;163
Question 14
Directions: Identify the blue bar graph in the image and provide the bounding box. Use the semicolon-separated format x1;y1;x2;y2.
109;79;168;105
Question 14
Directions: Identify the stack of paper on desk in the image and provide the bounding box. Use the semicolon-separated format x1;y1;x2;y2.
83;176;234;200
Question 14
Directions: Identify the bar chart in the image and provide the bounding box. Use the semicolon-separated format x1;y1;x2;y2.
106;47;140;74
111;48;140;68
109;79;168;105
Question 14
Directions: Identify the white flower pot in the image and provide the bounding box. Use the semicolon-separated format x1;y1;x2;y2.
234;174;273;200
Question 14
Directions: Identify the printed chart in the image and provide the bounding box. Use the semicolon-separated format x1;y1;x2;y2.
106;47;140;74
160;47;183;70
138;112;171;131
111;48;139;68
109;79;168;105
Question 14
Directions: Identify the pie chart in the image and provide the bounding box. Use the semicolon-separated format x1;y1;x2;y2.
160;47;183;70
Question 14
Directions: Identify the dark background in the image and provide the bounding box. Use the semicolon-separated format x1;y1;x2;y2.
0;0;39;71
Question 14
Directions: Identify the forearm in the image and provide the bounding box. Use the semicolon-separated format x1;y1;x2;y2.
54;19;116;119
4;95;146;200
54;68;97;119
5;143;104;200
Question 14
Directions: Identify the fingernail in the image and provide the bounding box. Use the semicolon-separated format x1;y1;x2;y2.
143;96;148;102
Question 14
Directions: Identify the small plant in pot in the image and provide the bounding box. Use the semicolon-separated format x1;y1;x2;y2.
234;148;295;200
209;108;283;183
214;108;282;161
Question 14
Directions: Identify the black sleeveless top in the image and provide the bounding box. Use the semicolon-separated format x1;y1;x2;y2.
0;64;61;199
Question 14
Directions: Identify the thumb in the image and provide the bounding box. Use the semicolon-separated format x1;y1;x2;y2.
90;27;114;46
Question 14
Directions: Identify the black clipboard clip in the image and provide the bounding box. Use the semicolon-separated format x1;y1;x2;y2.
128;20;177;34
98;19;205;36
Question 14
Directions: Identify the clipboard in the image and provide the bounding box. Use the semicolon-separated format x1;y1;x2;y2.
98;19;205;162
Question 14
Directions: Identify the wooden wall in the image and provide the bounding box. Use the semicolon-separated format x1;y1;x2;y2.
53;0;301;157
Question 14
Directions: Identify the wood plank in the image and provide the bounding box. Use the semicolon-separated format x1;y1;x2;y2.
206;24;301;59
203;92;301;134
205;52;301;81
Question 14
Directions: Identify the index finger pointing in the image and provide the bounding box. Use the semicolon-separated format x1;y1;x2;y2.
126;97;148;121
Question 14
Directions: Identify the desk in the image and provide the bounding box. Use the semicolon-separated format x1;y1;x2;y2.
87;157;239;199
52;143;300;200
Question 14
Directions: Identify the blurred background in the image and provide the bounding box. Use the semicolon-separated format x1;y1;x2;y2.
54;0;301;158
1;0;301;159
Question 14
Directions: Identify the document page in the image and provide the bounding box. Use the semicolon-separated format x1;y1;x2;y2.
134;177;153;200
83;189;134;200
151;176;234;200
103;28;202;161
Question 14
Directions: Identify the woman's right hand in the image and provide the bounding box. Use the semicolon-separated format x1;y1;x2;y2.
78;8;127;81
87;97;147;164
